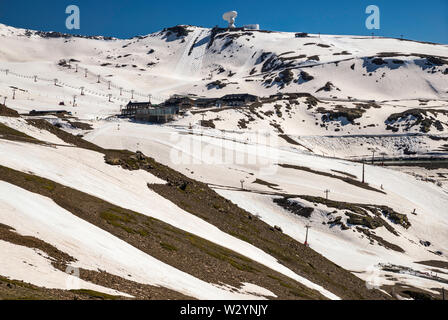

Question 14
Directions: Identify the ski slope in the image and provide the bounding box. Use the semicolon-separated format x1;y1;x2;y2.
0;139;340;300
86;120;448;293
0;180;276;300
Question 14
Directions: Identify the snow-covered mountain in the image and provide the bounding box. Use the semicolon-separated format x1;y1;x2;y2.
1;23;447;105
1;23;447;154
0;23;447;300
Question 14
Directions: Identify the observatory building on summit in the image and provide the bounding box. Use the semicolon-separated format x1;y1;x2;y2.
222;11;260;30
222;11;238;28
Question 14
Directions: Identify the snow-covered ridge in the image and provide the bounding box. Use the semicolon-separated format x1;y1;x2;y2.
0;22;447;108
0;23;118;40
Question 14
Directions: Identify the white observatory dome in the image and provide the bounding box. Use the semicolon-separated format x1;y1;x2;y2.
222;11;238;28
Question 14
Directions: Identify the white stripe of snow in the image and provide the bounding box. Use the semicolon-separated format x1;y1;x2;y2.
0;240;132;297
0;116;69;145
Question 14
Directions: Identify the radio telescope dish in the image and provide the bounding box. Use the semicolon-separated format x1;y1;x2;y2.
223;11;238;28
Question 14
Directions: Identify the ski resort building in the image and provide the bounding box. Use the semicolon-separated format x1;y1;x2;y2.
134;105;179;123
121;93;258;122
163;95;195;109
121;98;181;123
194;97;220;108
219;94;259;107
121;101;152;117
193;94;259;108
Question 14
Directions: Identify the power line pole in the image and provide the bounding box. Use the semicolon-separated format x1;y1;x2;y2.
3;96;7;105
131;90;134;99
362;161;365;184
108;81;111;90
84;68;88;78
240;179;245;190
119;87;123;96
12;88;16;100
97;75;101;83
80;87;84;96
324;189;330;200
304;224;311;247
371;150;376;164
72;95;77;107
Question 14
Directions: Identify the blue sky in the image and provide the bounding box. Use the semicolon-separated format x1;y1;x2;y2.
0;0;446;43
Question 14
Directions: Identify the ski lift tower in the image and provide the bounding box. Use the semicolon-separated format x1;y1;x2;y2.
304;224;311;247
